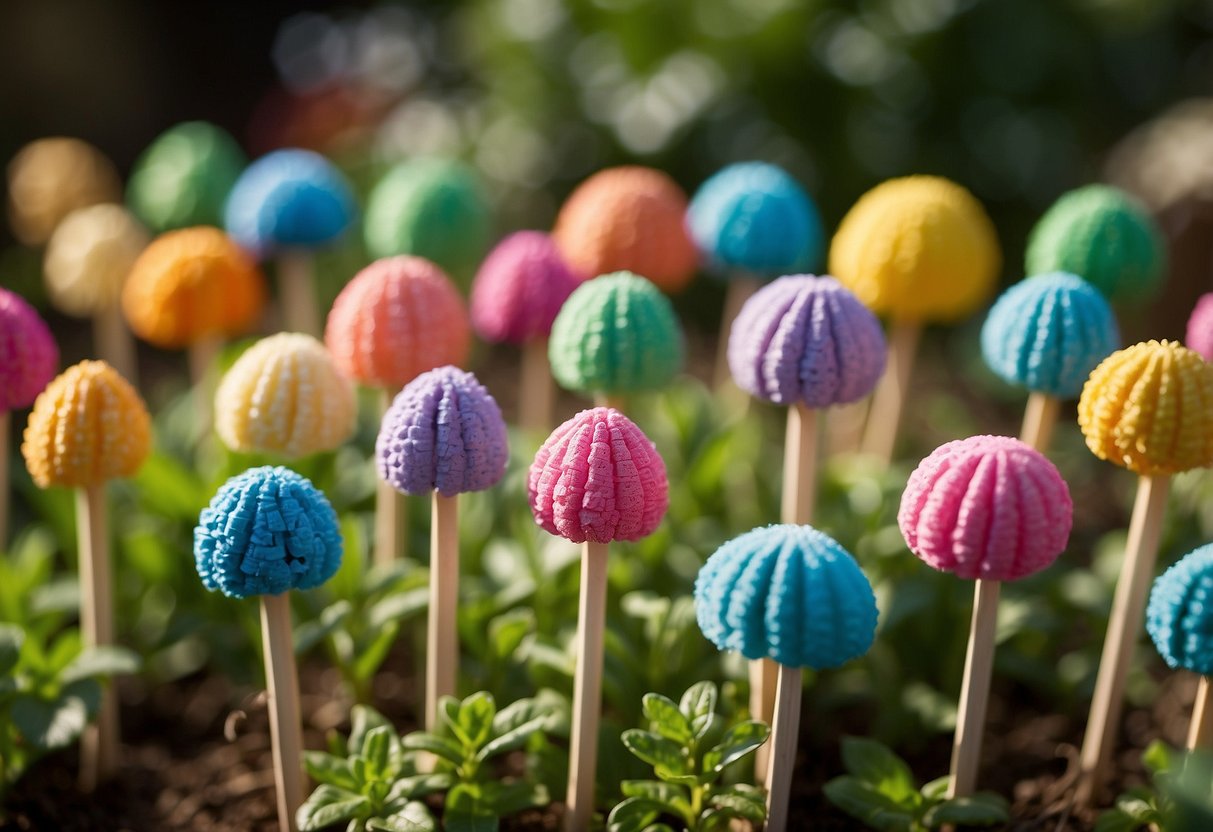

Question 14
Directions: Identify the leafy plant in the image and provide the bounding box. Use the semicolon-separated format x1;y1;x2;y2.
823;737;1008;831
607;680;770;832
1097;741;1213;832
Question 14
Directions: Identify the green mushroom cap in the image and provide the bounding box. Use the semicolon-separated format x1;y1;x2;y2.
548;271;685;395
1024;184;1165;301
127;121;247;232
363;158;492;284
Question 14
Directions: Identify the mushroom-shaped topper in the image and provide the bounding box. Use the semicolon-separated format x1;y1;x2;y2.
1078;340;1213;477
215;333;356;459
469;231;580;345
7;137;122;245
899;436;1072;582
1025;184;1165;302
194;465;343;599
377;366;508;497
981;272;1120;400
1148;544;1213;675
22;360;150;489
363;157;492;279
127;121;247;232
0;288;59;412
1185;293;1213;362
224;148;356;256
43;204;149;317
552;166;698;294
727;274;886;407
687;161;823;277
548;271;684;396
123;226;267;349
529;407;669;544
325;255;470;389
694;524;878;669
828;175;1001;322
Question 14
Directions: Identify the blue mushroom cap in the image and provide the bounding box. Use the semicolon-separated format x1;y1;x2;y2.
194;466;343;599
687;162;823;278
694;524;877;669
980;272;1120;399
1148;543;1213;675
224;149;356;255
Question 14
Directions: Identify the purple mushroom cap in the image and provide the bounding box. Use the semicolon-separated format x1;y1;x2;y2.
376;365;509;497
727;274;887;407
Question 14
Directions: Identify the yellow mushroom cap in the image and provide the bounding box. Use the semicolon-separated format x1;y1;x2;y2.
1078;340;1213;476
7;138;122;246
828;175;1001;321
21;360;151;488
123;227;266;349
215;333;356;459
43;204;149;317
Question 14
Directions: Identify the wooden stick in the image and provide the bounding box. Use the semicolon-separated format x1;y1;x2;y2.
94;303;138;388
749;658;779;787
77;484;117;791
763;663;802;832
187;335;222;439
860;320;921;464
425;493;459;733
0;410;9;550
824;399;869;457
519;338;554;435
594;393;626;411
948;579;1001;798
260;593;305;832
1187;676;1213;751
565;541;609;832
277;251;320;337
713;275;761;390
1019;393;1060;452
374;388;408;569
1076;474;1171;805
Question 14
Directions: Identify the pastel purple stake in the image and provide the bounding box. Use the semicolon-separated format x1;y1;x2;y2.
726;274;885;782
376;366;508;732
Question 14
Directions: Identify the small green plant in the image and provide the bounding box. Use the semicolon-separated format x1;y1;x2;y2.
607;680;770;832
1097;741;1213;832
823;737;1008;831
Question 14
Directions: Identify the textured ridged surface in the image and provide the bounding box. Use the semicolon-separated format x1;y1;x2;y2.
1148;544;1213;674
687;162;823;277
470;231;580;345
43;204;149;317
898;436;1072;581
325;255;470;388
828;175;1001;321
194;466;342;599
215;333;356;458
127;121;247;233
1025;185;1165;301
548;271;684;395
0;288;59;412
363;158;491;280
727;274;886;406
1185;293;1213;361
377;366;508;496
528;407;668;544
552;166;698;293
1078;340;1213;476
224;149;355;255
7;138;122;246
694;524;877;669
21;360;149;488
981;272;1120;399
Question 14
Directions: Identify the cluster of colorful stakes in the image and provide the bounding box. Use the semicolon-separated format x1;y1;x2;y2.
3;125;1213;832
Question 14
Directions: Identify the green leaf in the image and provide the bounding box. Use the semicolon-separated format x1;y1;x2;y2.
1142;739;1174;775
387;773;455;802
445;783;501;832
489;608;534;660
920;776;950;801
491;698;546;737
708;792;767;822
352;625;401;687
363;726;392;778
368;801;437;832
349;706;393;756
401;732;464;765
823;776;919;832
621;729;688;776
303;751;359;790
921;794;1009;827
1110;794;1159;822
444;813;498;832
0;624;24;675
59;646;140;685
607;797;664;832
296;784;371;831
11;691;91;751
367;588;429;630
701;721;770;777
839;737;918;804
1094;808;1152;832
679;682;718;738
478;780;549;816
620;779;685;806
475;714;548;763
294;601;351;655
450;692;497;750
642;693;692;744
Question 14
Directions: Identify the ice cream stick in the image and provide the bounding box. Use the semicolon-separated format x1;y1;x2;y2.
948;578;1001;798
519;337;553;434
260;592;305;832
713;275;761;390
763;663;803;832
374;388;407;569
278;250;320;337
1;411;9;548
94;303;137;388
187;334;222;438
860;320;920;463
594;393;626;411
1187;677;1213;751
565;540;609;832
1019;392;1060;452
426;493;459;733
1077;474;1171;805
77;484;117;790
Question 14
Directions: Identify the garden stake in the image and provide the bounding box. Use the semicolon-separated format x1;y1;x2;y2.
261;592;305;832
519;338;555;435
187;334;222;436
375;389;407;571
1189;678;1213;750
713;275;760;389
859;319;919;463
277;249;320;336
76;484;118;790
763;663;803;832
94;302;139;388
1018;392;1059;453
427;493;459;731
567;540;609;832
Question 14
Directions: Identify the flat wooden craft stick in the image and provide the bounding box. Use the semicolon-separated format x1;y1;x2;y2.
260;592;305;832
